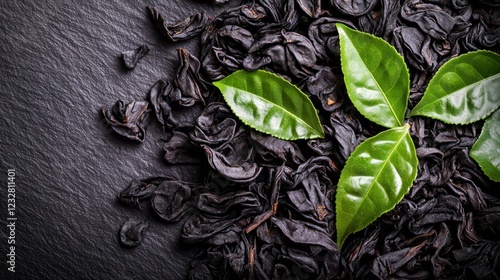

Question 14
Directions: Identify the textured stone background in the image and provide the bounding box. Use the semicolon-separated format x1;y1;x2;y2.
0;1;233;279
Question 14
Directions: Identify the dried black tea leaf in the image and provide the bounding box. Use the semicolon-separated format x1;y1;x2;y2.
449;241;500;279
119;176;171;207
148;79;170;127
329;107;367;161
121;44;149;69
256;0;299;31
296;0;322;18
401;0;456;40
151;180;193;222
206;4;267;34
306;66;344;112
148;79;204;131
243;30;316;78
102;100;152;142
202;25;254;80
393;26;439;71
172;48;209;107
163;131;202;164
357;0;401;39
190;102;237;148
270;216;337;251
249;130;305;166
119;219;149;247
203;145;262;183
308;17;356;64
331;0;378;16
371;241;427;279
147;6;208;42
181;212;242;245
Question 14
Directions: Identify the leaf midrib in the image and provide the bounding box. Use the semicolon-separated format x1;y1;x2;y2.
344;127;408;233
415;72;500;113
349;37;402;127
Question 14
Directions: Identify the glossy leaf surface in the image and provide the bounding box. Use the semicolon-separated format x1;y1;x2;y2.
410;50;500;124
213;70;324;140
336;124;418;248
470;109;500;182
337;23;409;128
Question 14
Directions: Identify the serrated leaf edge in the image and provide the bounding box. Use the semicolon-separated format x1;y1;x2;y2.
409;50;500;125
470;110;500;182
213;70;325;141
336;23;410;129
336;124;417;248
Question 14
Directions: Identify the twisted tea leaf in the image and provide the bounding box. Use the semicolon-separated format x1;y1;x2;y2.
410;50;500;124
400;0;455;41
101;100;153;142
119;176;168;207
213;69;324;140
119;219;149;247
121;44;149;69
337;23;410;129
163;131;202;164
203;145;262;183
470;109;500;182
147;6;208;42
336;124;418;248
151;180;193;222
332;0;378;17
242;30;317;79
296;0;321;18
270;216;337;251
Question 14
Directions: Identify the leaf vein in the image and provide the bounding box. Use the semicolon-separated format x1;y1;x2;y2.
353;45;402;126
419;73;499;112
346;127;408;230
241;88;322;137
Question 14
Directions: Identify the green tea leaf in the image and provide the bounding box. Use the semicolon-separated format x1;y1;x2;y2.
213;70;324;140
336;124;418;248
409;50;500;124
336;23;409;129
470;109;500;182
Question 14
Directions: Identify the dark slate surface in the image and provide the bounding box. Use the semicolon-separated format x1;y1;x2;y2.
0;1;236;279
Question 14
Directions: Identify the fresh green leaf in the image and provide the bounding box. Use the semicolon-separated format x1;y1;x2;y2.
336;124;418;248
336;23;410;129
409;50;500;124
213;70;324;140
470;109;500;182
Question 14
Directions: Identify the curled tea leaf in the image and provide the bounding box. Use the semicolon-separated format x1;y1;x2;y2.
101;100;153;142
148;6;208;42
121;45;149;69
119;219;149;247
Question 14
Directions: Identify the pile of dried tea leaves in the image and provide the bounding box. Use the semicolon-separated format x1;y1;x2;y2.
102;0;500;279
